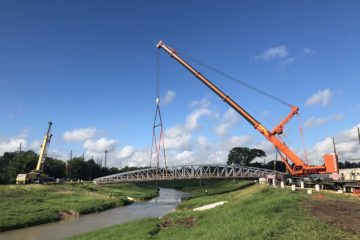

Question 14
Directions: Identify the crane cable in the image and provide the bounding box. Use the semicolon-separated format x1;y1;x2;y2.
156;48;160;99
149;49;167;176
297;114;309;164
177;50;310;163
178;51;292;107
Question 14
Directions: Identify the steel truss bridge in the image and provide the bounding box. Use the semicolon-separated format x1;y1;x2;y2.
93;164;282;184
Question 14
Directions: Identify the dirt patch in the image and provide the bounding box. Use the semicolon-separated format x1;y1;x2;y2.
159;216;195;229
58;210;79;220
148;216;195;237
312;193;327;200
306;198;360;235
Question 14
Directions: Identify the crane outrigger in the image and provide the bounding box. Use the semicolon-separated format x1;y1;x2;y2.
157;40;338;177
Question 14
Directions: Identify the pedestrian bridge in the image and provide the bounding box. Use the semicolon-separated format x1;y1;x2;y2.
93;164;283;184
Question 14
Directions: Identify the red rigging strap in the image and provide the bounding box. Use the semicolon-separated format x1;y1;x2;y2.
156;40;323;175
149;99;167;172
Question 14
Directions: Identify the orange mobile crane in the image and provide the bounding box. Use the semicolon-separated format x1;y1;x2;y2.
157;40;339;178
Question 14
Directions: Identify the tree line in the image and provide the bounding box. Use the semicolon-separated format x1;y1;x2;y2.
226;146;286;172
227;147;360;172
0;150;142;184
1;147;357;184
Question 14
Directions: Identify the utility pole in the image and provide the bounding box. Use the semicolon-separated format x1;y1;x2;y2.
357;127;360;147
104;150;108;167
332;137;337;155
274;161;277;171
19;142;22;154
82;152;85;160
70;150;72;160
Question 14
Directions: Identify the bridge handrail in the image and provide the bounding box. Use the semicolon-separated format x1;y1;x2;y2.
93;164;284;182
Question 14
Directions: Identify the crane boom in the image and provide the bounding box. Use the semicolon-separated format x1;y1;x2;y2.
157;40;338;176
16;121;54;184
36;121;52;172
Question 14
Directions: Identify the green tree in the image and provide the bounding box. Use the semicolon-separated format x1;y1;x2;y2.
67;157;89;180
266;160;286;172
0;151;37;184
227;147;266;166
0;151;125;183
87;159;102;179
44;157;66;179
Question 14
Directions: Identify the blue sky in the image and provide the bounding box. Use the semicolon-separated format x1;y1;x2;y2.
0;1;359;167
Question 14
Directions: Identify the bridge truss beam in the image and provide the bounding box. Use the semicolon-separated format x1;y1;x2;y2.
93;165;283;184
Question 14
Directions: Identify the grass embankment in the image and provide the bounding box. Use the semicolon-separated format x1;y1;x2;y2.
69;182;359;240
137;179;254;198
0;183;157;231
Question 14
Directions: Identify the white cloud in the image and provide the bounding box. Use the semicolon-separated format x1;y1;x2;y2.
303;48;314;55
280;47;314;65
337;124;360;142
83;137;118;153
305;89;332;107
48;148;70;160
304;114;344;128
190;97;210;108
109;122;360;169
185;107;215;130
197;136;210;149
215;124;231;137
63;128;97;142
176;150;194;161
253;45;288;61
164;126;192;150
0;138;27;155
162;90;176;105
116;146;135;159
281;57;296;65
215;108;240;137
117;148;151;168
228;135;254;147
29;140;41;151
175;135;255;166
308;123;360;164
163;97;217;151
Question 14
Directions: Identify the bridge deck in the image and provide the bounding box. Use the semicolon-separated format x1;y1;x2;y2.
93;165;283;184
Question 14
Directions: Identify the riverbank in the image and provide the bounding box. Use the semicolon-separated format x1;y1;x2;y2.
0;183;157;232
69;181;360;240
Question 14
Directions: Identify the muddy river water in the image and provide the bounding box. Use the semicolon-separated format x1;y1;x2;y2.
0;188;189;240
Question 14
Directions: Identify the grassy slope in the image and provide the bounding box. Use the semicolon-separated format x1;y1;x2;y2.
179;179;254;198
0;183;157;231
137;179;254;198
69;183;359;240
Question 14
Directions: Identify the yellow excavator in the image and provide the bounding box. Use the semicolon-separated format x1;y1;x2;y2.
16;121;54;184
